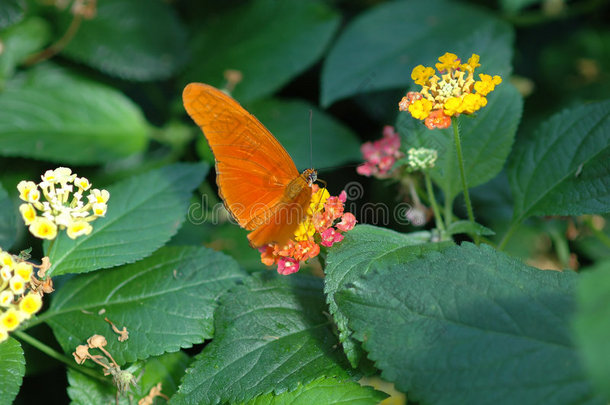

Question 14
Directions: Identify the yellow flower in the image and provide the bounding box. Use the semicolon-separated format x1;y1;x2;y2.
19;204;37;225
0;252;13;268
17;181;37;202
14;262;33;281
0;327;8;343
474;74;502;96
308;188;330;215
0;266;12;281
89;189;110;204
294;219;316;241
67;221;93;239
29;217;58;240
443;96;463;117
461;93;486;114
411;65;435;86
92;203;107;217
0;291;13;307
463;54;481;72
435;52;460;71
74;177;91;191
10;275;25;295
1;308;21;331
408;98;433;120
19;293;42;317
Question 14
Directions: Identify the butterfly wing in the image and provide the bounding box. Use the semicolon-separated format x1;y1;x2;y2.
183;83;311;246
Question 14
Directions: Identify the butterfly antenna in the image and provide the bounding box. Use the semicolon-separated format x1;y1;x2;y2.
309;109;314;169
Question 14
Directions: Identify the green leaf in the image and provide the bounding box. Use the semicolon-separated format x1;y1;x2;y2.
247;98;361;170
0;64;148;164
0;182;16;249
325;224;451;367
321;0;514;106
183;0;340;103
446;220;495;236
396;83;523;202
47;163;208;276
500;0;543;13
67;351;190;404
508;99;610;221
241;376;388;405
59;0;187;81
45;246;244;364
172;273;352;405
0;0;25;30
573;260;610;400
0;17;51;84
0;338;25;405
335;243;604;405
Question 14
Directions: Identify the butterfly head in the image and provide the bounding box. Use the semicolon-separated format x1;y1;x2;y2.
303;169;317;186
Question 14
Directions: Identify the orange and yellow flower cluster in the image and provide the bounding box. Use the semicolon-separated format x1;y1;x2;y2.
259;186;356;275
18;167;109;240
0;249;51;343
399;52;502;129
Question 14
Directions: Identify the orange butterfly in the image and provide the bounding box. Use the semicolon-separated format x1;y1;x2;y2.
182;83;317;248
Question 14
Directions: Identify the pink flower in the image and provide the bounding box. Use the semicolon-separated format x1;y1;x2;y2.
338;191;347;203
357;126;403;179
356;163;375;177
320;228;344;247
277;257;300;275
336;212;357;232
324;196;344;220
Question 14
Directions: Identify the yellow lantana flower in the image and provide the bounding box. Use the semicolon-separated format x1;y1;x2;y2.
1;308;21;331
19;293;42;318
29;217;58;240
408;99;433;120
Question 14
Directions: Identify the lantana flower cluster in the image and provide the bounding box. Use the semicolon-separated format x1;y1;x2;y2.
406;147;438;171
0;249;50;343
18;167;109;240
399;52;502;129
356;126;403;178
259;186;357;275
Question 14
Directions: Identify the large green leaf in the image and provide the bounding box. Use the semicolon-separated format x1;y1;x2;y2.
335;243;603;405
396;83;523;201
321;0;513;106
0;338;25;405
45;246;244;364
325;224;450;367
508;99;610;221
183;0;340;103
59;0;187;81
241;377;388;405
0;0;25;29
0;64;148;164
0;182;16;249
172;273;352;405
248;98;361;170
0;17;51;84
573;260;610;400
67;351;190;404
47;163;208;276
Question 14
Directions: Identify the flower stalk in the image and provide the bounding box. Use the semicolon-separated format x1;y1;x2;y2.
452;118;479;244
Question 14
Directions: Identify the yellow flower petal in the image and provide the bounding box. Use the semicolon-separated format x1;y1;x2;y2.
19;293;42;317
408;98;433;120
29;217;58;240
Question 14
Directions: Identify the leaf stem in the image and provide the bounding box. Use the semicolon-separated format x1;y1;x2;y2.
498;221;520;251
452;118;478;244
13;330;108;384
424;173;445;232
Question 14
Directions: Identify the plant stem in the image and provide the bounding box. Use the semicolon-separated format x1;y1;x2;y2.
498;221;520;251
424;173;445;232
13;330;108;384
452;118;479;244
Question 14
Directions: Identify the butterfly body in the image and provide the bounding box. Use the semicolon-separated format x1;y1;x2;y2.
183;83;316;248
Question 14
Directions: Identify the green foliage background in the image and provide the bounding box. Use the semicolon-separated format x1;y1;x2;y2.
0;0;609;404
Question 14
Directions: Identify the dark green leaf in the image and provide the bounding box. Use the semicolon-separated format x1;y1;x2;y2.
0;0;25;30
0;182;16;249
241;376;387;405
446;220;495;236
0;64;148;164
0;338;25;405
46;246;244;364
172;273;352;405
573;260;610;400
325;224;451;367
67;351;190;404
47;163;208;276
396;83;523;201
59;0;187;81
335;243;603;405
508;99;610;221
321;0;513;106
0;17;51;84
183;0;340;103
500;0;543;13
247;98;361;170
